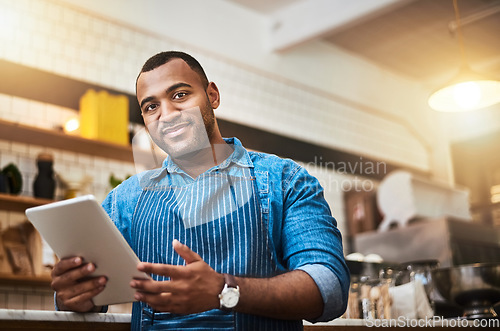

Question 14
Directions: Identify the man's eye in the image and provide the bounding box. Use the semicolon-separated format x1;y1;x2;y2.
144;104;158;112
173;92;187;99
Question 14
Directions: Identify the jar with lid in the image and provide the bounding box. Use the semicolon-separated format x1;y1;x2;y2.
33;153;56;199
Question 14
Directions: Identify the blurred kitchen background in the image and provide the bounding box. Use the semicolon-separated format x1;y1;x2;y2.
0;0;499;315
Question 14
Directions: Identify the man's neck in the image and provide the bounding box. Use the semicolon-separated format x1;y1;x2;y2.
171;141;234;179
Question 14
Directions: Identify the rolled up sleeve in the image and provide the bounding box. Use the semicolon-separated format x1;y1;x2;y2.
280;164;350;322
298;264;344;322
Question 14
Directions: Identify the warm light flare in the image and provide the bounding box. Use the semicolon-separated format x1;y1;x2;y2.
429;79;500;112
64;118;80;133
428;0;500;112
452;81;481;110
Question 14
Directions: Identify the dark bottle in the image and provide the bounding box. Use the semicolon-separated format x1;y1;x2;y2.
33;153;56;199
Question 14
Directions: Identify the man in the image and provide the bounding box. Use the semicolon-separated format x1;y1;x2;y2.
51;51;350;330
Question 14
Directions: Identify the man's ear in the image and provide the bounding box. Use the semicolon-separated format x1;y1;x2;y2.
206;82;220;109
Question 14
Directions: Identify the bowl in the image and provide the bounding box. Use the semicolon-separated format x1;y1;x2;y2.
346;260;398;281
432;263;500;319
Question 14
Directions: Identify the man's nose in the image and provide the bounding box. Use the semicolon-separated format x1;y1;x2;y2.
159;103;181;121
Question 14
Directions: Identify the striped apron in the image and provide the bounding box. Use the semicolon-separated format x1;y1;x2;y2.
130;166;303;330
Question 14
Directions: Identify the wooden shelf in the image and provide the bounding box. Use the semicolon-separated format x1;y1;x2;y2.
0;194;54;288
0;273;52;287
0;119;164;169
0;193;54;213
0;119;134;162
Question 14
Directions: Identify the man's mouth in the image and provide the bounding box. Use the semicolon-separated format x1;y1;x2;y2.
162;122;190;137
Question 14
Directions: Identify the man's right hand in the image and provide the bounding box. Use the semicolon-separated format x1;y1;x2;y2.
51;257;107;312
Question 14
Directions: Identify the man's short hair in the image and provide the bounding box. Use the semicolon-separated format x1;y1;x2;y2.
138;51;209;88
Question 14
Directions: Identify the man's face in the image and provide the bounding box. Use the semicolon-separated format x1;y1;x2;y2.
136;59;218;158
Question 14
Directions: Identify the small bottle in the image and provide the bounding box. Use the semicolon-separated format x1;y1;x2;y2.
33;153;56;199
347;277;361;319
360;282;375;320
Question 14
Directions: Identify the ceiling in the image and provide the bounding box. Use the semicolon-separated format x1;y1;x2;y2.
227;0;500;88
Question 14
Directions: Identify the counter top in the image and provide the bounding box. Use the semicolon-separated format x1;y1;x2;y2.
0;310;366;329
0;309;131;331
0;310;362;325
0;309;130;322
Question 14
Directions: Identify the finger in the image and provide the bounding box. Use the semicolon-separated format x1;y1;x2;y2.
130;278;162;294
59;277;107;301
52;257;83;277
130;278;180;295
51;263;98;291
62;284;106;311
137;262;186;279
172;239;202;264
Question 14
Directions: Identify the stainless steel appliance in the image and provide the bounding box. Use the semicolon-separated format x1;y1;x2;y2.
354;217;500;268
432;263;500;319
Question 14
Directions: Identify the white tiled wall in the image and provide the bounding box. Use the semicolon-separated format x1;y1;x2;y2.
0;0;423;311
0;286;54;310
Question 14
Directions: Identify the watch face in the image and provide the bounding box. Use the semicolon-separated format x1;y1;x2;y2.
221;288;240;308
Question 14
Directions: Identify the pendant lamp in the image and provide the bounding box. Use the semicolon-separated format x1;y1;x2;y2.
428;0;500;112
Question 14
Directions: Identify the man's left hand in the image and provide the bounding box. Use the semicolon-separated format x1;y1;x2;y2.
130;239;225;314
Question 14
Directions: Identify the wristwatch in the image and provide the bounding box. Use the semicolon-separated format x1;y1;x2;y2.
219;274;240;310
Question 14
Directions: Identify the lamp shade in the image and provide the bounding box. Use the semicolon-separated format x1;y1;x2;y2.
428;65;500;112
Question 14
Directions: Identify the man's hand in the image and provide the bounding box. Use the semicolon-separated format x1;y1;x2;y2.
130;240;224;314
51;257;107;312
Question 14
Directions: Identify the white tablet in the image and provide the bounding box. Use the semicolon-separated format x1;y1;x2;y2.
25;194;150;306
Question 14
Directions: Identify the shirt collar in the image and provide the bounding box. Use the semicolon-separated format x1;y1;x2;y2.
153;137;253;178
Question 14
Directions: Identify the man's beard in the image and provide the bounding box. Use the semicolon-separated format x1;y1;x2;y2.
200;99;216;142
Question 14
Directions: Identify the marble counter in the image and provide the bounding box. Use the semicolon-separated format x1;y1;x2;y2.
0;308;130;322
0;309;131;330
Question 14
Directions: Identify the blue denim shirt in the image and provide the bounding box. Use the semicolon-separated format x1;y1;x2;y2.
102;137;349;326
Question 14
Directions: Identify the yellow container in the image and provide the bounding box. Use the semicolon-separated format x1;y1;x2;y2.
79;89;129;146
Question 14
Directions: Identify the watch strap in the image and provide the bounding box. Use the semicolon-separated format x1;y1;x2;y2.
223;273;237;289
219;273;239;311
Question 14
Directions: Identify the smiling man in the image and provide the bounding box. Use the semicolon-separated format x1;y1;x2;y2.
51;51;350;330
138;57;217;158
